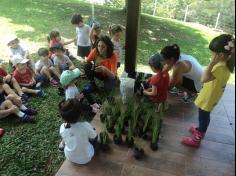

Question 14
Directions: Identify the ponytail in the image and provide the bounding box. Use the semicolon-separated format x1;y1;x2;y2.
161;44;181;61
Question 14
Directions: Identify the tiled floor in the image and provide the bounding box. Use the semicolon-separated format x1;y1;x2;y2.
56;85;235;176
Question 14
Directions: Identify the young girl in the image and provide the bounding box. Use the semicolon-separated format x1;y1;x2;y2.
50;43;76;74
60;68;100;113
6;34;35;72
182;34;235;148
35;48;60;86
71;14;91;58
90;22;101;49
0;76;37;123
109;24;123;68
48;31;76;60
143;54;170;111
59;99;97;164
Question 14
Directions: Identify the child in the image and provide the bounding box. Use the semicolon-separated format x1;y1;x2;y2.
59;99;97;164
90;22;101;49
0;65;29;103
60;68;101;113
109;24;123;68
50;43;76;74
48;31;76;60
0;76;37;122
6;34;35;72
142;54;169;111
182;34;235;148
71;14;91;58
12;54;45;97
35;48;60;86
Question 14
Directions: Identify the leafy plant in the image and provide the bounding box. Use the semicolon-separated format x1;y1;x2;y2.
151;115;159;144
100;123;109;145
114;124;122;137
127;120;133;141
142;109;153;133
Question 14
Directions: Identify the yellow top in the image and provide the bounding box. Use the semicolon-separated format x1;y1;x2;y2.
195;62;230;112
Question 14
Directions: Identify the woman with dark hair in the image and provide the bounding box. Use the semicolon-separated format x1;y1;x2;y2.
83;35;118;91
161;44;204;103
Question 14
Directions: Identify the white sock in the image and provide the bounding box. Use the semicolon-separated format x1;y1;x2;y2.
19;93;24;96
16;111;25;118
20;105;27;111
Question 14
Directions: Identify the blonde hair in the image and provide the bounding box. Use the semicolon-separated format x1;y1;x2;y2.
109;24;123;36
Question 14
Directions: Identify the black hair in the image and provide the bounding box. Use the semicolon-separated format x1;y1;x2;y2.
49;31;60;40
109;24;123;36
50;43;65;53
38;48;49;57
209;34;235;73
96;35;114;58
71;14;83;25
161;44;181;62
149;54;163;71
59;99;81;124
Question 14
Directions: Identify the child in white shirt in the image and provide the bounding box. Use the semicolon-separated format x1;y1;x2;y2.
59;99;97;164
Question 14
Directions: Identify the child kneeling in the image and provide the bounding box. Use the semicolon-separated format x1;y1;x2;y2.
59;99;97;165
142;53;169;111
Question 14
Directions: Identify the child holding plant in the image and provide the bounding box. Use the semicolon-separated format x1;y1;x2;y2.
182;34;235;148
59;99;97;165
142;53;169;111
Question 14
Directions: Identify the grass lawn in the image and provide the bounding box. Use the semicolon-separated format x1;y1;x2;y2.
0;0;234;175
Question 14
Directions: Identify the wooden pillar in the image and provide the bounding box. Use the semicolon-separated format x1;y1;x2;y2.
125;0;141;78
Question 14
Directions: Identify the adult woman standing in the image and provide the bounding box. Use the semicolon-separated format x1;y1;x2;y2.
161;44;204;103
84;36;117;91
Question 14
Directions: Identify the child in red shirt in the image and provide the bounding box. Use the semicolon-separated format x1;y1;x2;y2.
143;53;169;111
12;55;45;97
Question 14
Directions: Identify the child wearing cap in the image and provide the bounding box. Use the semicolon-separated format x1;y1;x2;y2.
142;53;170;111
6;34;35;72
59;99;97;164
50;43;76;74
0;76;37;123
48;31;76;60
60;68;101;113
71;14;91;58
12;55;45;97
35;48;60;86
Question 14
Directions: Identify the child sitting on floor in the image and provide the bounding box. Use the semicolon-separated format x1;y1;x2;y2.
142;53;169;111
59;99;97;164
12;55;45;97
35;48;60;86
0;76;37;122
6;34;35;72
48;30;76;60
50;43;76;74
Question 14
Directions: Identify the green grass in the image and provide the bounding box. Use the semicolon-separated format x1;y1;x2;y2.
0;0;234;175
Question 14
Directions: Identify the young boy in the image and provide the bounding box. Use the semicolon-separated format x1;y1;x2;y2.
59;99;97;164
6;34;35;72
12;54;45;97
0;76;36;122
71;14;91;58
0;65;29;103
50;43;76;74
143;54;169;111
35;48;59;86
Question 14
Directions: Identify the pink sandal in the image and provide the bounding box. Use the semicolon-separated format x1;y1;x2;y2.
182;130;205;148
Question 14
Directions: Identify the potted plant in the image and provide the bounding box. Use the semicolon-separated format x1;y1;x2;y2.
125;120;134;148
141;110;153;139
99;124;110;151
113;124;122;145
106;116;115;133
150;115;159;151
100;104;112;123
133;138;145;160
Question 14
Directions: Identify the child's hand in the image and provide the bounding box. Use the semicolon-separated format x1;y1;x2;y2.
10;105;19;114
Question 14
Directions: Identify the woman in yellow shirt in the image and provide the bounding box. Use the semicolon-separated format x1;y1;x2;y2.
182;34;235;148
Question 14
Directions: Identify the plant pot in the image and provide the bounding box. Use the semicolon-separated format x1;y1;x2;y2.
133;147;144;160
100;114;106;123
150;142;158;151
125;136;134;148
100;144;110;152
113;135;122;145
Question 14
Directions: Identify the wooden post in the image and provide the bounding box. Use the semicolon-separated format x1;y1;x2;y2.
184;5;189;22
125;0;141;78
214;13;221;29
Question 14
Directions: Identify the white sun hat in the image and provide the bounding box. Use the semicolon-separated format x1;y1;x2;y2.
6;34;18;45
11;54;29;66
